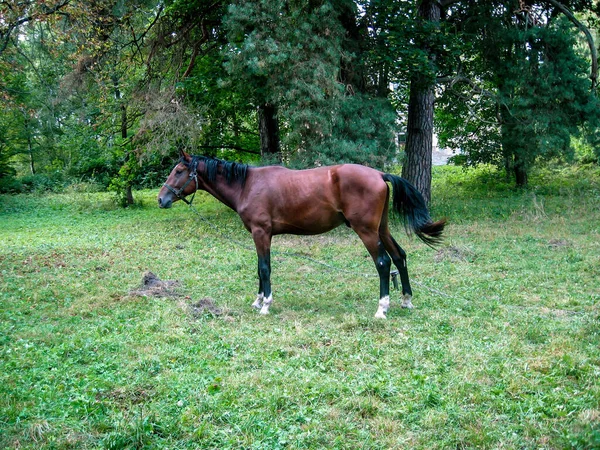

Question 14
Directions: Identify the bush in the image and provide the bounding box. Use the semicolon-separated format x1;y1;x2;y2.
73;157;119;189
571;135;599;165
64;181;104;194
19;173;66;193
0;172;68;194
0;176;23;194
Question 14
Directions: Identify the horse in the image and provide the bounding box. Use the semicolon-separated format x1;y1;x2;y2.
158;150;446;318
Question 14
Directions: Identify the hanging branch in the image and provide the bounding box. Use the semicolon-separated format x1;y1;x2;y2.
544;0;598;91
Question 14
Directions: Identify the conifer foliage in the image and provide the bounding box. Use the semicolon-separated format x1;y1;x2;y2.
437;1;600;186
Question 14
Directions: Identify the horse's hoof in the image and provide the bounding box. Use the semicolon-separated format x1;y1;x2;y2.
252;294;263;309
375;295;389;318
258;295;272;315
401;294;414;309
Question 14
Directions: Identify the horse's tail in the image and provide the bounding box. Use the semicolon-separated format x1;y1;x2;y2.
382;173;446;247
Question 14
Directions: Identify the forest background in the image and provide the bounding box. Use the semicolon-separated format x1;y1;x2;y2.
1;0;600;205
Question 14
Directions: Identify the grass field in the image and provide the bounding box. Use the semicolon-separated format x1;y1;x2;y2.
1;165;599;449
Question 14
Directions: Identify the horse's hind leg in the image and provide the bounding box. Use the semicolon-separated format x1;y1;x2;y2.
378;188;414;309
374;240;392;318
380;229;414;309
354;229;392;318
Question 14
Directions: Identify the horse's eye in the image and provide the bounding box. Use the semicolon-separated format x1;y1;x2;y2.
175;170;183;175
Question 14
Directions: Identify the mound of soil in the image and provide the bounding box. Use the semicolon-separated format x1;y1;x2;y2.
190;297;223;317
130;271;181;298
548;239;570;249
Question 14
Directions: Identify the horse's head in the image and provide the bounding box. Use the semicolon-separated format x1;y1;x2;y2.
158;150;199;208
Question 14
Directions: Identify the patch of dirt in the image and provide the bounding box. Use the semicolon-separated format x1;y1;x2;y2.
548;239;570;249
539;307;581;318
97;386;153;405
129;271;181;298
434;245;476;263
189;297;223;317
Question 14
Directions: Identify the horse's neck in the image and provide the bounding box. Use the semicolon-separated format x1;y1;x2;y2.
201;175;244;212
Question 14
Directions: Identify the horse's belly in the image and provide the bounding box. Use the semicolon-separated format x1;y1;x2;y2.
272;210;345;235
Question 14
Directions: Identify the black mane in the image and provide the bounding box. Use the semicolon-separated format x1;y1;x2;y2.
184;155;249;186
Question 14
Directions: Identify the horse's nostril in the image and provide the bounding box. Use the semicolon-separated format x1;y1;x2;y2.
158;196;172;209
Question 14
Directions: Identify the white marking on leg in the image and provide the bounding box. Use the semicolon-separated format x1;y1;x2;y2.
252;293;264;309
375;295;390;319
259;294;273;315
401;294;414;309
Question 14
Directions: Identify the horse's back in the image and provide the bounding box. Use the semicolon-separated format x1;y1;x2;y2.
250;163;387;203
243;164;386;235
333;164;388;199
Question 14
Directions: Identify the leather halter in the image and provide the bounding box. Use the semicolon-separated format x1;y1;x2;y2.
163;156;199;206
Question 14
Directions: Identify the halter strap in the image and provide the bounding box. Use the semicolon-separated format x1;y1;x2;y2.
163;156;199;206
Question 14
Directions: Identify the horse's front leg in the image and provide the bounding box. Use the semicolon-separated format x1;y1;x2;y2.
251;228;273;315
251;278;264;309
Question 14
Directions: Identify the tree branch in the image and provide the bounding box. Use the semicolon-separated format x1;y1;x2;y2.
0;0;70;55
543;0;597;91
439;75;522;123
124;4;163;53
438;75;497;99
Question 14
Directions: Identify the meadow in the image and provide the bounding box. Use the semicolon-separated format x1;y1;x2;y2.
1;165;599;449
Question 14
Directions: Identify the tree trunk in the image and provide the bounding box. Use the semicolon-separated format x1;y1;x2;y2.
258;103;281;160
121;103;128;140
500;109;529;187
27;135;35;175
401;0;441;204
402;81;434;203
22;111;36;175
513;152;529;187
121;103;134;205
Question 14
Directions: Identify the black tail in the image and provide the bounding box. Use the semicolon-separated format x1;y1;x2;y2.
382;173;446;247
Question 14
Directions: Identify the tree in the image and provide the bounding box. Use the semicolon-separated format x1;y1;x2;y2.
401;0;444;203
0;15;76;179
437;0;600;185
2;1;400;194
368;0;598;195
222;0;397;166
6;0;595;198
360;0;460;202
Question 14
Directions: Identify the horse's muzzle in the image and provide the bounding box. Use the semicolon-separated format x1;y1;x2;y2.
158;194;173;209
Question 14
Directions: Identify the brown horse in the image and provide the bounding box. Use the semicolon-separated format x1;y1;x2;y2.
158;151;445;318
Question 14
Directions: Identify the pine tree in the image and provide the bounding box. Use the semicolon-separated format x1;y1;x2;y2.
223;0;397;167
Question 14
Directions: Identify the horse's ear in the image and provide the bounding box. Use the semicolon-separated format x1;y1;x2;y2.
179;149;191;162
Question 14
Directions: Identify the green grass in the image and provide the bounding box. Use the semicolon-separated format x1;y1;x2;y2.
1;165;599;449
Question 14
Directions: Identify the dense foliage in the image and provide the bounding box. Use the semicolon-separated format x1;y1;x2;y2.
437;1;600;185
1;0;599;200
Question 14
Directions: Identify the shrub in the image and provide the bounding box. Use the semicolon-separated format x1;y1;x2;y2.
0;176;23;194
19;173;66;193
